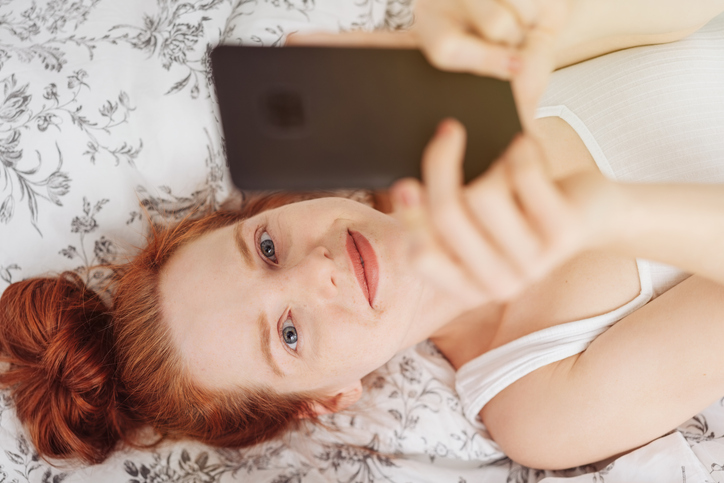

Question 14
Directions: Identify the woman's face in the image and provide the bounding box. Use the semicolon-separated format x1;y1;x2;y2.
159;197;427;401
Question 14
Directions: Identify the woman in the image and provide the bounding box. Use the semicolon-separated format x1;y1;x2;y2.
1;0;723;470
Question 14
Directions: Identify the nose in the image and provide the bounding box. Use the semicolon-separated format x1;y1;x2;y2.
293;245;338;300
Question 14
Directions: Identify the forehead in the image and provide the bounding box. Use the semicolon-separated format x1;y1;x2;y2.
158;223;269;387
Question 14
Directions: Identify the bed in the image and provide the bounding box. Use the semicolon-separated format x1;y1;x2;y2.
2;1;724;481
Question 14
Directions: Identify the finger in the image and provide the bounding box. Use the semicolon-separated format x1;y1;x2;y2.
416;12;517;78
503;0;540;27
464;157;542;274
391;179;489;307
422;119;523;298
510;0;569;132
463;0;525;46
285;30;417;48
534;0;571;33
511;28;557;132
506;136;579;270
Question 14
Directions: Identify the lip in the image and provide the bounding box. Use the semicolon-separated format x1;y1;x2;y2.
346;230;379;308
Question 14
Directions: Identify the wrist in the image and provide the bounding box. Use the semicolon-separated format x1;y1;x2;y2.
600;182;648;255
558;171;628;253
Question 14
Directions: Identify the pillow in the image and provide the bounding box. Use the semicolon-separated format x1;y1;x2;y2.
2;2;724;482
0;0;410;294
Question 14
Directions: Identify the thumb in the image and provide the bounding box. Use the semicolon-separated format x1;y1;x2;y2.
511;28;557;134
389;178;428;249
511;0;571;133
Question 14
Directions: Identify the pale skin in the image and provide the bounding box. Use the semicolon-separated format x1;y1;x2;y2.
412;120;724;470
160;0;724;470
161;195;466;412
161;118;724;469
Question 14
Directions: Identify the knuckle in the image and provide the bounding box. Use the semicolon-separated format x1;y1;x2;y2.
479;14;508;37
558;223;583;252
468;177;506;206
465;193;508;227
527;260;551;281
509;155;538;178
430;200;460;230
468;162;507;192
489;273;524;300
523;238;545;263
507;0;538;26
479;11;520;44
550;208;579;236
506;239;543;274
427;34;464;68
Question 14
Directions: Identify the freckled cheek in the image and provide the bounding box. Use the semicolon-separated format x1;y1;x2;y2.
318;326;383;370
354;326;400;364
314;308;400;372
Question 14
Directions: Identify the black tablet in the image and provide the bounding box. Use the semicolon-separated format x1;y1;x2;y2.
211;45;521;191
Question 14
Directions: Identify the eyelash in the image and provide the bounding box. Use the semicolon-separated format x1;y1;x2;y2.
278;310;300;353
256;226;278;265
256;226;299;353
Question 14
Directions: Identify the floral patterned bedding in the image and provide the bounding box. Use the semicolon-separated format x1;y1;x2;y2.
2;1;724;482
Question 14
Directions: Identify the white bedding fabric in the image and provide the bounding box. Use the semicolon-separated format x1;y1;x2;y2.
1;1;724;482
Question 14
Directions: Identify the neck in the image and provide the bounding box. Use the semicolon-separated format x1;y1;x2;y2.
398;281;484;350
398;282;508;370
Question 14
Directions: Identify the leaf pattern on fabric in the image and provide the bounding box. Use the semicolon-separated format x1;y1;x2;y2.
315;436;398;483
107;0;228;98
127;128;226;227
0;263;20;283
382;0;413;31
0;67;143;229
56;196;119;294
2;1;724;482
0;0;105;71
0;433;68;483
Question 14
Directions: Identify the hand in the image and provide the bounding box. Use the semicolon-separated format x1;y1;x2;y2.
286;0;571;130
390;119;620;307
413;0;570;128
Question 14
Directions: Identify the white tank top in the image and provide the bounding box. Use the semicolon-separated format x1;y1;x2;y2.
455;12;724;423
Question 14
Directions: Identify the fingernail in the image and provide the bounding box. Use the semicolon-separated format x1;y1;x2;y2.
399;184;420;208
508;55;522;74
391;182;419;210
437;119;454;136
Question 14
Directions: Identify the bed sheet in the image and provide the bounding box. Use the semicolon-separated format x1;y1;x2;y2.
1;1;724;482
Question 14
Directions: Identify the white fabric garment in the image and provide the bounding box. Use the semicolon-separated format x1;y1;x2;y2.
456;12;724;423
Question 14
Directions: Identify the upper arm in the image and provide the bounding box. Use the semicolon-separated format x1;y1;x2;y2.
482;275;724;470
555;0;724;68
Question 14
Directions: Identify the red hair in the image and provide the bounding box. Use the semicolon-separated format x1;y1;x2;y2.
0;190;368;464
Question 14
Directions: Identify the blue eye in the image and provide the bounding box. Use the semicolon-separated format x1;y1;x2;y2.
281;319;298;351
259;231;277;262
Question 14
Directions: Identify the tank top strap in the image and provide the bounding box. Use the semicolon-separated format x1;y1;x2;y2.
455;258;654;423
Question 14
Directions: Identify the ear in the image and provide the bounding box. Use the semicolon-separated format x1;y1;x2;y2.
300;381;363;418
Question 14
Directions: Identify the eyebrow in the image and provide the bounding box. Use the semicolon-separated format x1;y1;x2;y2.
233;221;253;269
257;312;284;378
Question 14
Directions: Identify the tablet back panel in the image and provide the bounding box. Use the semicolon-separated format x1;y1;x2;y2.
212;45;521;190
